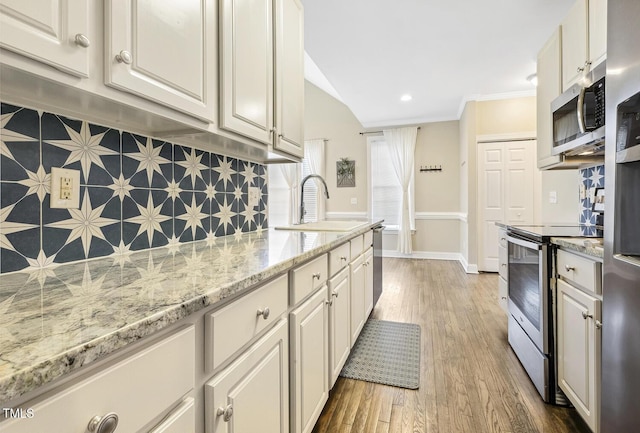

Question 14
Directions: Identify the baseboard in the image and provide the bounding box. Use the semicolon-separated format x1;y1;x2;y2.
383;251;479;274
458;254;479;274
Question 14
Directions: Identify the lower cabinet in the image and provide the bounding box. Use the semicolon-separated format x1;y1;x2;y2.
205;319;289;433
364;247;374;317
148;397;196;433
349;253;366;347
290;286;329;433
328;267;351;388
557;278;601;432
497;227;508;314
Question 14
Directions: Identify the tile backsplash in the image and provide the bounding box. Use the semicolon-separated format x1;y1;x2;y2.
0;103;268;273
579;164;604;227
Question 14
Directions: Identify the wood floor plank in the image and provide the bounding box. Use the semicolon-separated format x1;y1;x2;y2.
312;258;591;433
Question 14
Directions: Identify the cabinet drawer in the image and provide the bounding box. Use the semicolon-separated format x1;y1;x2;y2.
206;274;288;371
498;244;508;280
148;397;195;433
329;243;351;277
290;254;328;305
498;228;508;249
2;326;195;433
364;230;373;248
350;235;364;259
498;276;508;314
557;249;602;294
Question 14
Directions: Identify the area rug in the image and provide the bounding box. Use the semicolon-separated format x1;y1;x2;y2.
340;319;421;389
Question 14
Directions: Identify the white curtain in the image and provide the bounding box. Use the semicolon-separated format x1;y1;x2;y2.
383;127;417;254
278;163;300;225
304;139;326;221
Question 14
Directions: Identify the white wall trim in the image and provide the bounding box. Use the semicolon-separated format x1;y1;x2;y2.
459;213;468;223
456;90;537;119
382;250;479;274
476;131;536;143
325;211;369;220
415;212;466;221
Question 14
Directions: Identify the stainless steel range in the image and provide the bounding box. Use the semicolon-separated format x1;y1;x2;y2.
505;224;601;405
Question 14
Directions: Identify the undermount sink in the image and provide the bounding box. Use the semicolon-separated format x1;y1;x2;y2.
274;220;369;232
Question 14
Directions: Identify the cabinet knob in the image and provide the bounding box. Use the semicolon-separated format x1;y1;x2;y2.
216;404;233;422
88;413;119;433
74;33;90;48
565;265;575;272
332;291;339;298
256;307;270;320
501;296;507;300
582;311;593;320
340;256;347;262
595;320;603;329
115;50;132;64
312;272;321;280
577;66;585;73
326;299;333;306
501;263;507;267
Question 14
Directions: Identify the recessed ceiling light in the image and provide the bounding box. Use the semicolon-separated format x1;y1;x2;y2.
400;94;412;102
526;73;538;87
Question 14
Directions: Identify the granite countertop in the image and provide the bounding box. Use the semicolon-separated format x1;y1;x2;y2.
551;237;604;260
0;222;379;403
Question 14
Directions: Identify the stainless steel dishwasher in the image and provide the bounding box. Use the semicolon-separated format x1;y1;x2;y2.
372;224;384;307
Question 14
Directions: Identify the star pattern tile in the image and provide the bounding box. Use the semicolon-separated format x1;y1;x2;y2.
1;103;264;274
579;165;605;227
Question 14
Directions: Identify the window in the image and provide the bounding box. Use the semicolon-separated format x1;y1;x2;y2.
368;136;414;230
267;165;294;228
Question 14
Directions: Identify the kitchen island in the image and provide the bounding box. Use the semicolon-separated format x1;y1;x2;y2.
0;222;380;412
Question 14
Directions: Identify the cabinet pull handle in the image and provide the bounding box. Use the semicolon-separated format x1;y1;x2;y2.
256;307;270;320
340;256;347;261
326;299;333;306
312;272;321;280
216;404;233;422
595;320;603;329
88;413;119;433
74;33;90;48
501;263;507;267
582;311;593;320
115;50;132;64
577;66;585;73
565;265;575;272
332;291;339;298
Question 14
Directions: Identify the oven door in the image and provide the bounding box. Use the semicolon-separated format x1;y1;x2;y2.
507;234;549;355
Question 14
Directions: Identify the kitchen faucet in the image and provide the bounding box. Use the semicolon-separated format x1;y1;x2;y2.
299;174;330;224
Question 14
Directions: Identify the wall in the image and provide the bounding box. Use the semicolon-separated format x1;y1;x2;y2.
540;170;581;223
579;164;605;226
0;103;267;274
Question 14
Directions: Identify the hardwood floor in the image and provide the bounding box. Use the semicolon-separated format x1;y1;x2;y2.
312;258;591;433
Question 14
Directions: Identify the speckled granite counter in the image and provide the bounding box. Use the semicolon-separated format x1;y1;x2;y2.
551;237;604;260
0;223;378;403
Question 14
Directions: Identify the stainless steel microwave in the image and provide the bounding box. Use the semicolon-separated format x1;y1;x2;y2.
551;62;606;156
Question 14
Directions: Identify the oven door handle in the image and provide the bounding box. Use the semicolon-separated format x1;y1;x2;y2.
506;235;542;250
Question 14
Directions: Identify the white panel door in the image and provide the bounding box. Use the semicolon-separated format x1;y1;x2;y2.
328;269;350;389
290;287;328;433
588;0;607;68
105;0;215;122
505;141;535;224
557;279;600;432
219;0;273;144
274;0;304;157
0;0;89;77
205;320;289;433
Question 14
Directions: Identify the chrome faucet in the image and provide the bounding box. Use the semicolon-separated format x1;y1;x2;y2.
299;174;330;224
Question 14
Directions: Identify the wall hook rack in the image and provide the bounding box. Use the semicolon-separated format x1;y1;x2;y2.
419;165;443;172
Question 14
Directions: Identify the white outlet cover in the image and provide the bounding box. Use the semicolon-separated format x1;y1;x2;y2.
350;197;357;205
50;167;81;209
549;191;557;204
248;187;260;207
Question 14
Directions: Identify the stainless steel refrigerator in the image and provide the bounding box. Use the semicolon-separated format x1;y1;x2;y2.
602;1;640;431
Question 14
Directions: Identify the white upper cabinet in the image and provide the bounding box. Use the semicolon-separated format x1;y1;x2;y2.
561;0;607;91
274;0;304;158
219;0;304;158
537;28;563;169
0;0;90;77
105;0;216;122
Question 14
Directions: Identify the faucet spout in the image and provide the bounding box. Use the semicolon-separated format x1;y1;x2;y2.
299;174;330;224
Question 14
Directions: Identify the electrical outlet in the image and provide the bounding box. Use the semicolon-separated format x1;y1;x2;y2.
248;187;260;207
50;167;80;209
579;184;586;200
549;191;557;204
589;187;596;203
350;197;357;205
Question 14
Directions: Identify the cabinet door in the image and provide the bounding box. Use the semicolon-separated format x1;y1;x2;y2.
105;0;216;122
219;0;274;144
205;319;289;433
561;0;588;91
328;269;350;388
0;0;90;77
498;276;508;314
290;287;328;433
349;255;366;347
588;0;607;68
364;248;374;317
537;28;563;169
273;0;304;158
557;279;600;432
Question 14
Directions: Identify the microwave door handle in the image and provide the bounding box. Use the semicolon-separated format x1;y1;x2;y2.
577;86;587;134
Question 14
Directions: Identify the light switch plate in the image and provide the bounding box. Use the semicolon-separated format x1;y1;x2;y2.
50;167;80;209
350;197;357;205
549;191;557;204
579;184;586;200
248;187;260;207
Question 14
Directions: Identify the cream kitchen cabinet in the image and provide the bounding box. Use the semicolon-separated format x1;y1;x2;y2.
219;0;304;158
1;326;196;433
349;253;366;347
0;0;90;78
328;266;351;388
364;247;374;317
290;286;329;433
105;0;216;122
205;319;289;433
556;248;602;433
497;228;508;314
561;0;607;91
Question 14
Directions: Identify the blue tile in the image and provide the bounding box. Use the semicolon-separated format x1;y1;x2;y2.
0;186;40;271
175;145;209;191
176;191;209;242
211;154;237;193
124;189;172;250
1;106;40;182
122;133;172;189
